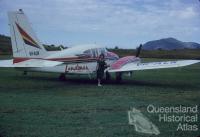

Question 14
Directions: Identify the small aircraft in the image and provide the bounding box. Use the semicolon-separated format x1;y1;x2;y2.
0;9;199;81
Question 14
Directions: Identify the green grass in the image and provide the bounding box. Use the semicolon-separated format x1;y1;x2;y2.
0;58;200;137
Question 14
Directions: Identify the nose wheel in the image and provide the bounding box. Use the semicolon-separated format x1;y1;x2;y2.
23;71;27;75
59;73;66;81
116;72;122;82
105;71;111;81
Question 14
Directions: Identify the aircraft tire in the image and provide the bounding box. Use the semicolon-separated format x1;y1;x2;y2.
59;73;66;81
116;72;122;83
23;71;27;75
106;71;111;81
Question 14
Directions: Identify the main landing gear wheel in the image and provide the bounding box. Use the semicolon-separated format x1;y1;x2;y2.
59;73;66;81
106;71;111;81
116;72;122;83
23;71;27;75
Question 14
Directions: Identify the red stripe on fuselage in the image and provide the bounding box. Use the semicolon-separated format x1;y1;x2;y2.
15;23;38;45
13;57;98;64
13;58;30;63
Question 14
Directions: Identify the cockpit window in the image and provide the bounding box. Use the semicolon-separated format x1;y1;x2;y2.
91;49;97;57
100;48;106;54
83;49;92;57
83;48;107;58
84;50;91;55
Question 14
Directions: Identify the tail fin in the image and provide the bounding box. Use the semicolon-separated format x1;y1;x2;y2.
8;9;47;58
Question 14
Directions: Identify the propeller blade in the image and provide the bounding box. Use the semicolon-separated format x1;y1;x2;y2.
136;44;142;57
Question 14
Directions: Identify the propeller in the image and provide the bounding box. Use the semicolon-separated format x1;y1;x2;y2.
136;44;142;57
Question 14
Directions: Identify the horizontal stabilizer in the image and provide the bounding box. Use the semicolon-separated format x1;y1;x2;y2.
0;59;13;67
108;60;200;72
0;59;63;67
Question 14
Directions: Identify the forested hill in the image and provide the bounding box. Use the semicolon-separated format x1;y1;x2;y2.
0;34;12;54
0;34;64;55
143;37;200;50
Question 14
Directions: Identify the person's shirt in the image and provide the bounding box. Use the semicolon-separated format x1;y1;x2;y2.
97;59;106;72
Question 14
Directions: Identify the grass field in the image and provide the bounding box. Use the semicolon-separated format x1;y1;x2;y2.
0;58;200;137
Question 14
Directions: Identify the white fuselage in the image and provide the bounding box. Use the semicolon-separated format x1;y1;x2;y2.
24;44;118;75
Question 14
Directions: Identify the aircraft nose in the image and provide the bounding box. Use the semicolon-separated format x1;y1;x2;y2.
106;51;119;59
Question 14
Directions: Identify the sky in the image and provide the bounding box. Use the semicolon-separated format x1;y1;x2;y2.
0;0;200;48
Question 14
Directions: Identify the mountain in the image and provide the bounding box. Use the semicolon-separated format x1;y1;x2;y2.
143;38;200;50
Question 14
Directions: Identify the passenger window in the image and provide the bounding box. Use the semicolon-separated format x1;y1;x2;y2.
83;50;92;57
100;48;106;54
92;49;96;57
85;48;106;58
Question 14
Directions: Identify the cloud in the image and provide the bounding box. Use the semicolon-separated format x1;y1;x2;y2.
173;7;197;19
0;0;199;48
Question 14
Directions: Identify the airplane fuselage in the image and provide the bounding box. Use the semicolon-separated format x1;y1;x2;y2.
15;44;123;75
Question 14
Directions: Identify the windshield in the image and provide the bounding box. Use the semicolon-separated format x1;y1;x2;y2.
83;48;107;58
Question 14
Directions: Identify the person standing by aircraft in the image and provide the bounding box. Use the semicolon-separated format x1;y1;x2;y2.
96;54;108;86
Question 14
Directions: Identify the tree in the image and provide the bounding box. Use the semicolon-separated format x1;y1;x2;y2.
114;46;119;49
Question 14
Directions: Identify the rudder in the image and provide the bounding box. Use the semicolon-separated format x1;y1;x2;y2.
8;9;47;58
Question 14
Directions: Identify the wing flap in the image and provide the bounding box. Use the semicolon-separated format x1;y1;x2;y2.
108;60;200;72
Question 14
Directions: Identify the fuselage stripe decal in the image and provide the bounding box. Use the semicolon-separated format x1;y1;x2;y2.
13;57;98;64
15;22;41;49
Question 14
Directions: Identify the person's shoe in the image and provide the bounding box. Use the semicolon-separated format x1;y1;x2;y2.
98;84;102;86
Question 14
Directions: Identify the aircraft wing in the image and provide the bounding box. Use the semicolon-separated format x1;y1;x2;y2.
0;59;63;67
108;60;200;73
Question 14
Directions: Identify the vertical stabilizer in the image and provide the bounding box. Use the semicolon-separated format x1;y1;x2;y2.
8;9;47;59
